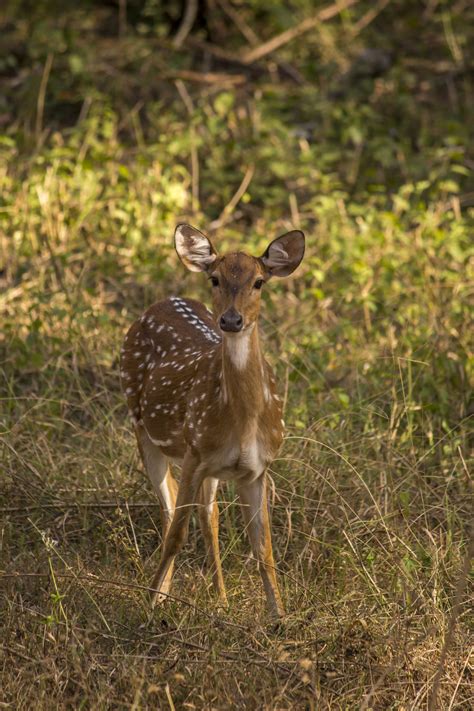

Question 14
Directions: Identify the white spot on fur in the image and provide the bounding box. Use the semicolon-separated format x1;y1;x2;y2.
148;435;173;447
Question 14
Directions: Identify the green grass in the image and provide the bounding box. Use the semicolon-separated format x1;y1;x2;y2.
1;1;473;708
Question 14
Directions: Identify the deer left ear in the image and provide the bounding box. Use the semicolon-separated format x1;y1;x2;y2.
175;224;217;272
260;230;305;277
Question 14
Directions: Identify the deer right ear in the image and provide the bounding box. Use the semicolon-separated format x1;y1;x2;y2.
174;224;217;273
260;230;305;278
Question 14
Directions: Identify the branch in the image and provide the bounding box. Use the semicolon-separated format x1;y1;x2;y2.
209;164;255;230
240;0;360;65
173;0;199;48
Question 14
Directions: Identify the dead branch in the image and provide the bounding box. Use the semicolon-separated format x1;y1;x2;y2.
240;0;360;65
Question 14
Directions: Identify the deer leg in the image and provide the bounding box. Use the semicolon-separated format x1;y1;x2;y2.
198;477;227;605
237;473;285;618
135;425;178;600
150;451;202;607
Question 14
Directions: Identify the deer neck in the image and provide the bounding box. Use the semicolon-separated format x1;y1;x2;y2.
220;323;266;423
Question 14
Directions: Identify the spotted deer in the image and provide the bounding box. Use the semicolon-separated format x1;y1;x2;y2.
120;224;305;617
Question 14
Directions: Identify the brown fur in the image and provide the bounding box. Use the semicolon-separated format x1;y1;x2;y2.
120;228;304;617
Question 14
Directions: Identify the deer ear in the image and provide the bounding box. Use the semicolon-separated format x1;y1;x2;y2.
260;230;305;277
175;224;217;272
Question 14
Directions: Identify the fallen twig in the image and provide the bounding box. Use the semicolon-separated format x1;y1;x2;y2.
165;69;246;85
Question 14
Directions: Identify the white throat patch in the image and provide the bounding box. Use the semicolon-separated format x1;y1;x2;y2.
225;328;253;370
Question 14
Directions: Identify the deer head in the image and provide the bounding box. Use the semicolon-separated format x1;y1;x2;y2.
174;224;305;334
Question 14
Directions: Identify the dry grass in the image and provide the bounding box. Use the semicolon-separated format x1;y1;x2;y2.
1;291;472;708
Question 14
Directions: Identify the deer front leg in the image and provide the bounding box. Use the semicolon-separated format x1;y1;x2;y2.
198;477;227;606
150;451;202;607
237;473;285;619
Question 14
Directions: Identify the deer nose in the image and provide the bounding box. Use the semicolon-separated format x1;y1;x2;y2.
219;308;243;333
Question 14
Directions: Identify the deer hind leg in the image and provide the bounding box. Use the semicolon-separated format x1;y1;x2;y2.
237;474;285;619
135;425;178;600
198;477;227;606
150;451;203;607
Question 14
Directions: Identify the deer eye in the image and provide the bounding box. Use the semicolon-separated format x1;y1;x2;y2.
210;276;219;287
253;279;264;290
